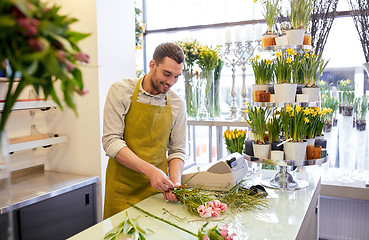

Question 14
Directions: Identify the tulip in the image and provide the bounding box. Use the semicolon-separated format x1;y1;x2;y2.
220;228;228;237
213;200;221;208
211;207;221;217
205;201;214;209
200;208;212;218
56;50;66;62
75;52;90;64
28;38;44;51
219;203;228;213
202;236;210;240
197;205;205;214
18;18;39;37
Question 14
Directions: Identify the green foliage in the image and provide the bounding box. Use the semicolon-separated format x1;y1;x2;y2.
245;105;271;144
223;129;247;154
274;50;292;84
104;212;152;240
261;0;281;32
267;109;281;142
250;55;274;84
0;0;90;131
288;0;314;29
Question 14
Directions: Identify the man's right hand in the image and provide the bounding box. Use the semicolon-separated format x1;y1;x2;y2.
147;167;175;192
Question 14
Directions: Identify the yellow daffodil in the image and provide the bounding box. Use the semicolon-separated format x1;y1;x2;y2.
304;53;310;58
286;105;292;113
304;108;311;115
249;57;254;62
287;57;292;63
256;54;260;60
296;105;302;112
318;80;326;86
305;118;309;123
290;112;295;117
286;48;296;56
254;0;257;3
322;94;326;99
347;79;351;84
275;51;282;57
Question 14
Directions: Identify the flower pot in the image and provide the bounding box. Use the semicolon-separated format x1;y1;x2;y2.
244;139;255;156
296;94;309;102
252;142;271;159
356;120;366;131
333;117;338;126
284;141;307;165
323;121;332;132
315;138;327;149
306;145;321;160
269;94;276;103
270;150;284;160
303;32;311;46
275;35;288;46
342;105;353;116
274;83;297;103
262;32;278;47
286;29;305;45
252;84;270;102
302;87;320;102
268;85;275;94
296;84;304;94
271;141;284;151
304;138;315;146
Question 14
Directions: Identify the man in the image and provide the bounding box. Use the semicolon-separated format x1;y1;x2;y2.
102;42;187;219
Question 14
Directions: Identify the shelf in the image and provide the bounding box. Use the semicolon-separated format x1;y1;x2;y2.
243;153;328;167
260;44;312;52
187;118;250;127
0;99;58;111
251;101;320;108
8;134;68;153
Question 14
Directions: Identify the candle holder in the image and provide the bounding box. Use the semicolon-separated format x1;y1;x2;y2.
221;40;261;120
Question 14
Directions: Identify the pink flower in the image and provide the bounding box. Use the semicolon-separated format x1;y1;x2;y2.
205;201;214;209
213;200;221;208
75;52;90;64
220;203;228;213
225;233;236;240
56;50;66;62
203;236;210;240
197;205;206;214
211;207;221;217
81;87;89;95
200;207;212;218
123;238;132;240
65;59;75;72
220;228;228;237
18;18;39;36
28;38;44;51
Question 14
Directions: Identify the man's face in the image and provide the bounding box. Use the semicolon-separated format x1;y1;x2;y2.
149;57;183;95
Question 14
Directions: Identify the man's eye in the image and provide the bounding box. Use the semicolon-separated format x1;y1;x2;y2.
164;73;170;77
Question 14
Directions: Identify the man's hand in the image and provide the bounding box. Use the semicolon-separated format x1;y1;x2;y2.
147;167;175;192
163;182;180;202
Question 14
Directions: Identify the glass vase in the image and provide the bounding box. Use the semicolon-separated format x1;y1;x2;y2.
197;69;214;119
183;70;198;118
213;74;221;118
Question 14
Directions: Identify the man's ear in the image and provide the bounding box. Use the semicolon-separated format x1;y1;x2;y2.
149;60;156;69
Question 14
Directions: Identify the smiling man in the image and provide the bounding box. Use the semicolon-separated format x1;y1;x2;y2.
102;42;187;219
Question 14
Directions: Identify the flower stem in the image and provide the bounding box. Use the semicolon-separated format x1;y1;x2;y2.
127;202;198;238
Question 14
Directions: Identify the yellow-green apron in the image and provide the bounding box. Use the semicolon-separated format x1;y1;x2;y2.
103;78;172;219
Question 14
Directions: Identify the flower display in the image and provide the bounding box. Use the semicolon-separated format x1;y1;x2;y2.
250;55;274;84
0;0;90;131
337;79;355;106
288;0;314;30
300;51;329;87
223;129;247;154
274;50;293;83
176;39;201;72
281;105;309;142
245;105;271;144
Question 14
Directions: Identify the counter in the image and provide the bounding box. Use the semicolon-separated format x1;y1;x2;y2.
0;169;99;213
69;169;321;240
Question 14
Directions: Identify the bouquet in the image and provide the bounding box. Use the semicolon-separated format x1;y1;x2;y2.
223;129;247;154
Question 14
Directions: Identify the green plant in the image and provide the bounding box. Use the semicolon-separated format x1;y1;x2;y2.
224;129;247;154
280;105;309;142
274;50;292;84
135;7;145;49
289;49;305;84
337;79;355;105
261;0;281;33
176;39;200;72
245;105;270;144
321;94;338;123
359;95;369;121
300;51;328;87
266;109;281;142
288;0;314;29
250;55;274;84
0;0;90;132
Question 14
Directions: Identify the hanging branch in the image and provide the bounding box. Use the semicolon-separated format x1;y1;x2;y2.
348;0;369;63
310;0;339;55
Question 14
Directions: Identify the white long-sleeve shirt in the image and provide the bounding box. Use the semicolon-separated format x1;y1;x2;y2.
102;78;187;163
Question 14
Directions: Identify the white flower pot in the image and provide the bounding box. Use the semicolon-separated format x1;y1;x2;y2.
304;138;315;146
270;94;276;103
284;141;307;165
274;83;297;103
302;87;320;102
275;35;288;46
286;29;305;45
252;84;270;92
271;150;284;160
252;142;271;159
296;94;309;102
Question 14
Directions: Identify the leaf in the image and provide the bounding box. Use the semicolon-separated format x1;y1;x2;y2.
123;219;133;234
138;232;146;240
132;231;139;240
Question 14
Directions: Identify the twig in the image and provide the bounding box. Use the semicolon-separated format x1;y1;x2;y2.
127;202;198;238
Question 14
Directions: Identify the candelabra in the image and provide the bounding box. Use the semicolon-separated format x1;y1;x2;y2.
221;40;261;120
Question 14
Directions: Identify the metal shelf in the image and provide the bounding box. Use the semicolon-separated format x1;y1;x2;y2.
251;101;320;108
260;45;312;52
8;135;68;153
0;100;58;111
243;153;328;167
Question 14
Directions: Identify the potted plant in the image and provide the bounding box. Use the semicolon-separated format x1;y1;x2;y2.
223;129;247;154
245;105;271;159
301;52;329;102
250;55;274;102
273;50;296;103
337;79;355;116
176;40;200;118
280;105;309;164
197;45;220;119
357;95;368;131
287;0;313;45
261;0;281;47
267;109;283;151
321;94;338;132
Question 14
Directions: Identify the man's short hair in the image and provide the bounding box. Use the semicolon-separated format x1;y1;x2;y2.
153;42;184;65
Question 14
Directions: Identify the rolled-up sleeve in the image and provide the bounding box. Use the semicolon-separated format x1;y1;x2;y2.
102;81;131;159
167;94;187;163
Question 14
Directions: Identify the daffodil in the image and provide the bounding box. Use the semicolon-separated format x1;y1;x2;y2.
286;48;296;56
275;51;282;57
305;118;309;123
296;105;302;112
286;57;292;63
